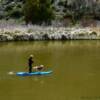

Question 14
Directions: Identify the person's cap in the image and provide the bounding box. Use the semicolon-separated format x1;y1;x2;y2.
30;55;34;58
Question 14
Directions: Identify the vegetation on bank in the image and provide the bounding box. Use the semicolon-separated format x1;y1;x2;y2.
0;0;100;41
0;0;100;25
0;24;100;41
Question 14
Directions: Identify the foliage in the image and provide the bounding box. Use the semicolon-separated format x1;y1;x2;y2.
0;0;100;23
61;0;100;24
0;0;24;20
23;0;54;25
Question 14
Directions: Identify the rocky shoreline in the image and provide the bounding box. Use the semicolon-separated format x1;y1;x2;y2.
0;25;100;41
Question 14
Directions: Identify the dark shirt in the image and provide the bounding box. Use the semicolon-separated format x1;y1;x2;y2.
28;57;34;67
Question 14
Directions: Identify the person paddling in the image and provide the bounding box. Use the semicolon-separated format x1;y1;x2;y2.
28;55;34;73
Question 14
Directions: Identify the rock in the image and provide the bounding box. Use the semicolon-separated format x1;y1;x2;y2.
0;25;100;41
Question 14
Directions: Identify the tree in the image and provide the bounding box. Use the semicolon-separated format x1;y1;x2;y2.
24;0;54;25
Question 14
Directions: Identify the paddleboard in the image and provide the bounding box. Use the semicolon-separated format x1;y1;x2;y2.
16;71;52;76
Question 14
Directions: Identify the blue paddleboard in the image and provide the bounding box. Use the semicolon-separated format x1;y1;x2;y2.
16;71;52;76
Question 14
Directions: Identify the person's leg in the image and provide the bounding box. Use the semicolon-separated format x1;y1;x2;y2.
29;66;32;73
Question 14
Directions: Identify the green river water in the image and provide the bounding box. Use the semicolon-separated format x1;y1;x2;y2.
0;41;100;100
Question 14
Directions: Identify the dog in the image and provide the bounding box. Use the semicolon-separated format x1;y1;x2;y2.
33;65;44;71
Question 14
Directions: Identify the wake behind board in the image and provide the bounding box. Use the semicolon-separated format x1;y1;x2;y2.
16;71;52;76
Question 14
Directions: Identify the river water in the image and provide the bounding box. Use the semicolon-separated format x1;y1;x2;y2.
0;41;100;100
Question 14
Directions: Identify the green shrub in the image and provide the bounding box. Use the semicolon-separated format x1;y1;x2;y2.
23;0;55;25
8;7;23;19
